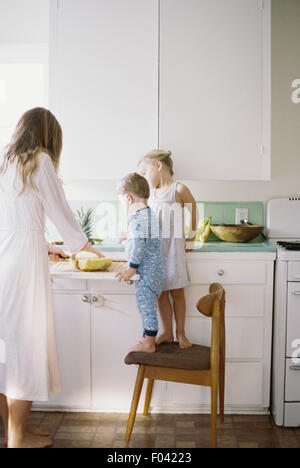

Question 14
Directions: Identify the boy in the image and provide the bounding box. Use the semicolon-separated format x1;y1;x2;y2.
116;173;165;353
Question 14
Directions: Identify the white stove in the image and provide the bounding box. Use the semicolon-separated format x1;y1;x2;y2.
267;198;300;427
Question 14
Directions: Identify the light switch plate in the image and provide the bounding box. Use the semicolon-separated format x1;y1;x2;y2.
235;208;249;225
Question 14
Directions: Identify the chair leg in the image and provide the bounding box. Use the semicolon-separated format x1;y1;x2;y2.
143;378;154;416
211;382;218;449
219;358;225;424
125;366;145;444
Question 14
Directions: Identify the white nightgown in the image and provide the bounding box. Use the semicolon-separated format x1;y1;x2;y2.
0;152;88;401
149;182;190;291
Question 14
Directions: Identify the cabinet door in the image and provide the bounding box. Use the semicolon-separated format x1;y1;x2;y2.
51;0;158;179
36;293;91;408
160;0;270;180
91;294;166;411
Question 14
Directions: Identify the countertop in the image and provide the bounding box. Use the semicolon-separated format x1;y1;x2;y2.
95;237;277;254
50;238;277;280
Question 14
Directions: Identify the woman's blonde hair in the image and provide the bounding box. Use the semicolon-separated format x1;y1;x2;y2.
139;149;174;176
0;107;62;195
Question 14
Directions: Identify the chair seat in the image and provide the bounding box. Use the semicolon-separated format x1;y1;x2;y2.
124;342;211;371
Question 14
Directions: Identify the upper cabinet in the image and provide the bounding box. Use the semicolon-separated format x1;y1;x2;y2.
50;0;270;181
159;0;271;180
50;0;159;180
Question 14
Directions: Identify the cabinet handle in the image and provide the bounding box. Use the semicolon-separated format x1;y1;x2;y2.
217;269;225;276
81;295;90;303
289;365;300;371
92;296;105;307
292;291;300;295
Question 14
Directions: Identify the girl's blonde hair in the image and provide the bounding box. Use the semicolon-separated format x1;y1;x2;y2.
0;107;62;195
139;149;174;176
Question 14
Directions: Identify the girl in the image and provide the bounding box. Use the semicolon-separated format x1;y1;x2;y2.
138;150;198;350
0;107;103;448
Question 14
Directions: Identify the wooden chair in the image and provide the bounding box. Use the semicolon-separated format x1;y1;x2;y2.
124;283;225;448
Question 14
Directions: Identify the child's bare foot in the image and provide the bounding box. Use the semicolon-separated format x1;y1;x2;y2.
8;433;53;449
156;332;174;346
178;334;193;349
129;342;156;353
129;336;156;353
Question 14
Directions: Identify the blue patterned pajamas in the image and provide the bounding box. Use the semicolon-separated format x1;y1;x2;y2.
135;282;160;336
127;207;165;337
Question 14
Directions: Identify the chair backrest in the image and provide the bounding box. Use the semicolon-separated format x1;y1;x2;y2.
196;283;225;318
197;283;226;369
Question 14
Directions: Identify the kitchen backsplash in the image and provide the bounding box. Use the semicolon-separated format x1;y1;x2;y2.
46;195;264;244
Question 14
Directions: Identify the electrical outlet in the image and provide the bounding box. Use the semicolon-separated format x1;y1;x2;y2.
235;208;248;225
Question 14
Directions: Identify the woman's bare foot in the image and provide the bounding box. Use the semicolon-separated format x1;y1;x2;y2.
27;426;50;437
5;426;50;447
8;433;53;449
178;334;193;349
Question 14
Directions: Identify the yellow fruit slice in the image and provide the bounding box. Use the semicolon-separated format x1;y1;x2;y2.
77;258;113;272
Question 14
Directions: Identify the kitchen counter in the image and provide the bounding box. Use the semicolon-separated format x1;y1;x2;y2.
91;237;277;255
43;242;276;414
50;239;276;280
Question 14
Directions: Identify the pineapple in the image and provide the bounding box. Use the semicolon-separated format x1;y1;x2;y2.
75;207;94;242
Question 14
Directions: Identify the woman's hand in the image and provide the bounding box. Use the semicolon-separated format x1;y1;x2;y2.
48;244;69;262
72;242;105;260
115;267;136;282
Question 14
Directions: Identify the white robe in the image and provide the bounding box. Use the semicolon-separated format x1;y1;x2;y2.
0;152;87;401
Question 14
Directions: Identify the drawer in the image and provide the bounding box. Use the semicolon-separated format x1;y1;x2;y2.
185;284;265;317
164;362;263;407
88;279;136;293
284;403;300;427
188;261;266;284
288;262;300;281
51;277;87;291
185;317;264;360
286;283;300;357
285;359;300;402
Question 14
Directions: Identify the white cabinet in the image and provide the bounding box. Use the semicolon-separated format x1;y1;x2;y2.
50;0;270;181
182;259;274;412
35;292;91;408
91;294;145;411
34;254;274;413
159;0;270;180
50;0;158;179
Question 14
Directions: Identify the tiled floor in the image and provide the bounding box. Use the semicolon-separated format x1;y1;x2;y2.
0;412;300;448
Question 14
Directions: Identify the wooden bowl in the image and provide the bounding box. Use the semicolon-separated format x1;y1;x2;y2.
210;224;264;243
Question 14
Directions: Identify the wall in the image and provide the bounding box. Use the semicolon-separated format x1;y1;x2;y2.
0;0;299;205
0;0;49;44
63;0;300;208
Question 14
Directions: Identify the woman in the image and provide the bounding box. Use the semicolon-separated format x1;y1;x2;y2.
0;107;103;448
